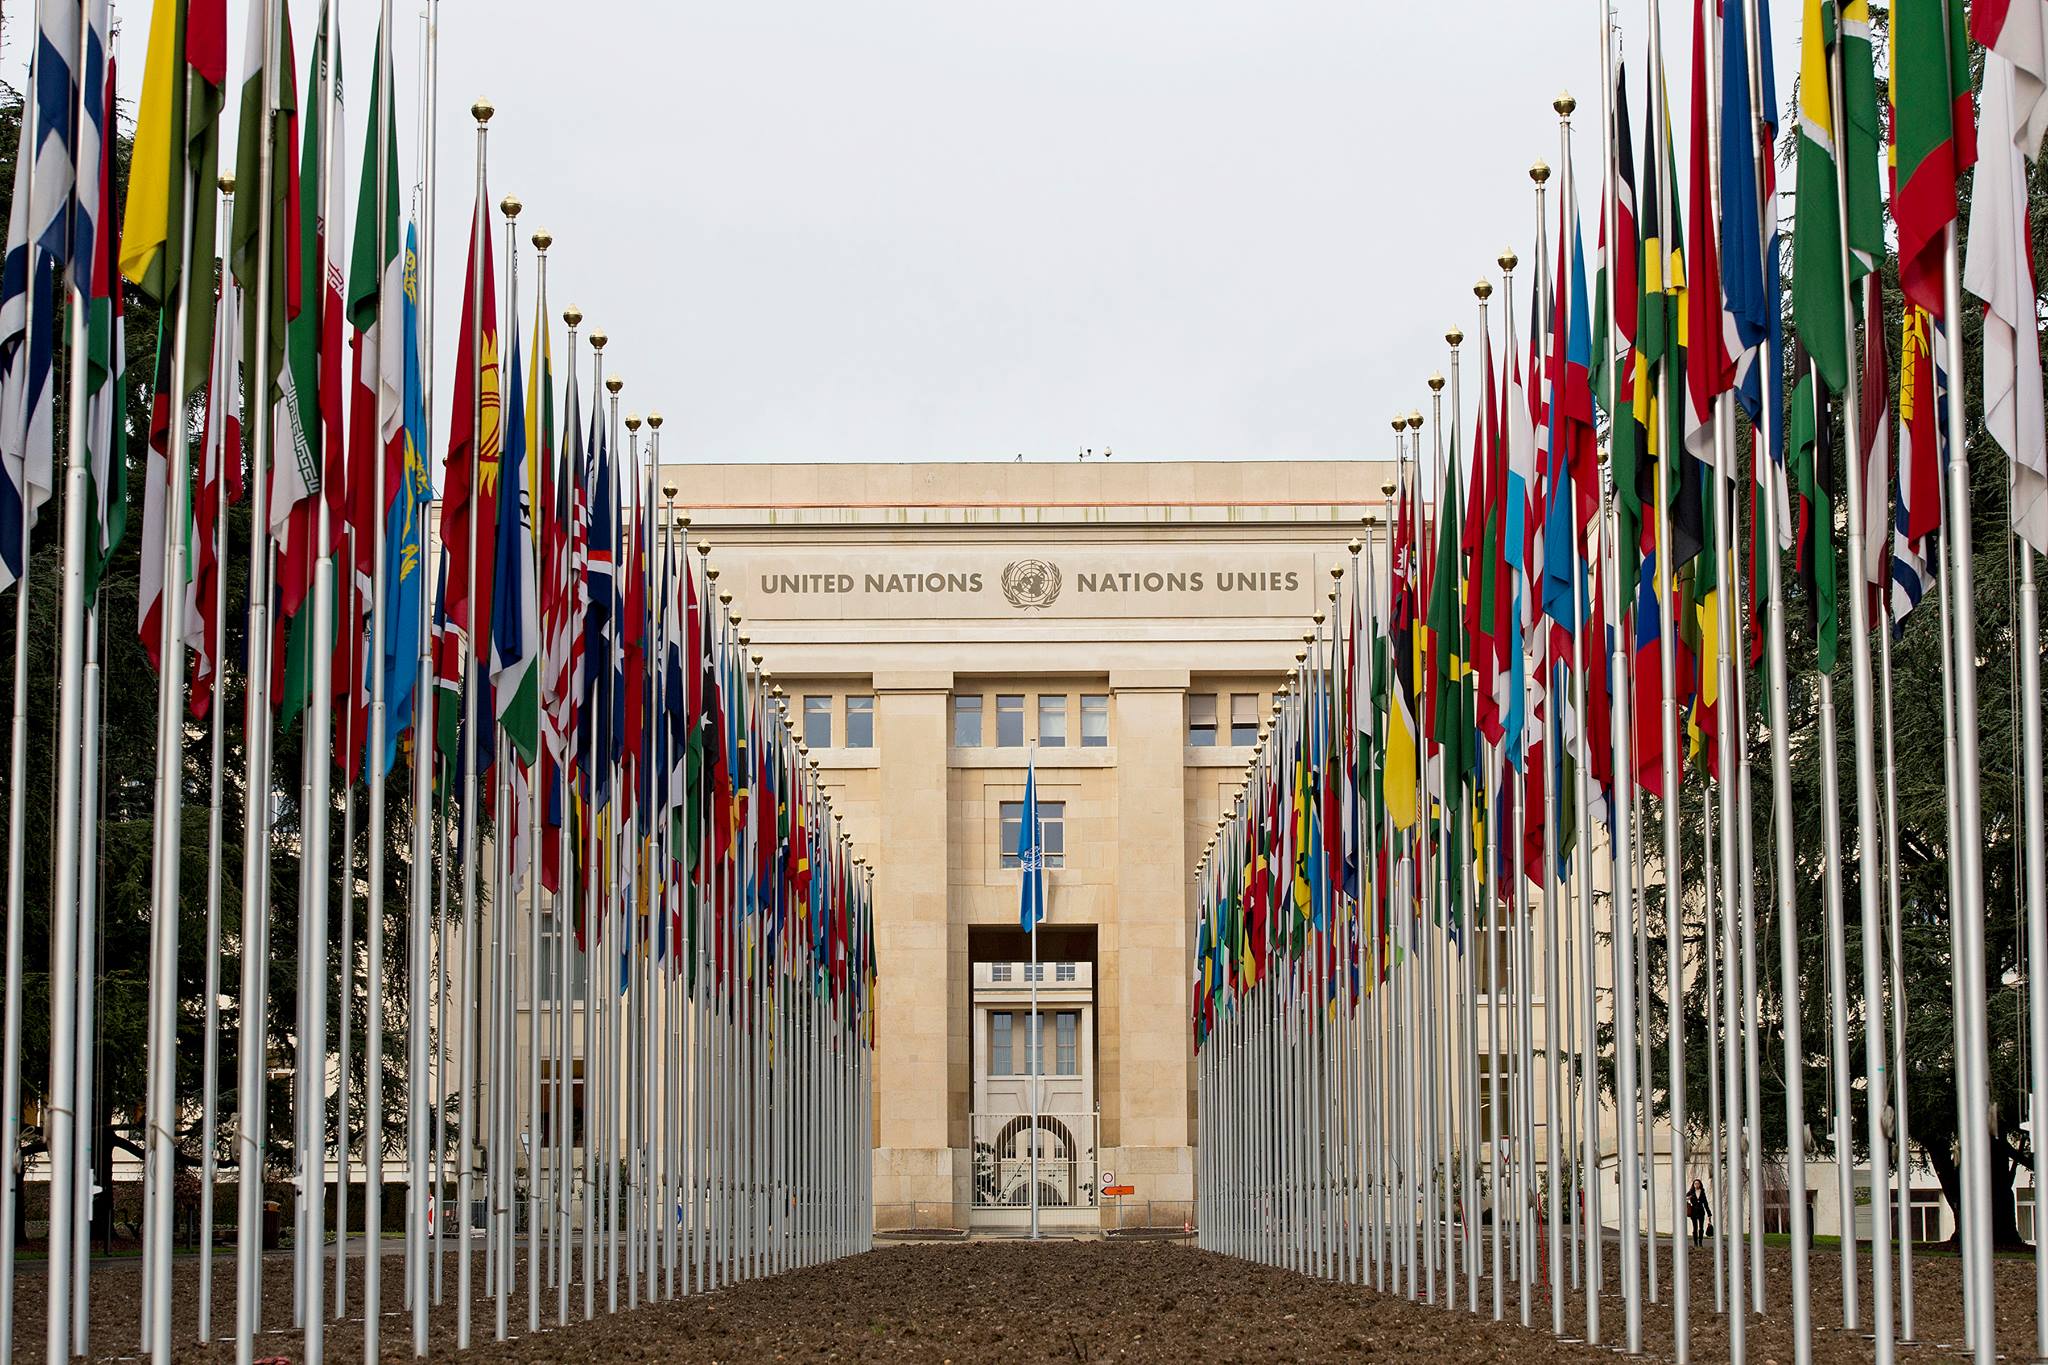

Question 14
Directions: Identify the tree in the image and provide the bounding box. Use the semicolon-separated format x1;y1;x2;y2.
0;85;445;1245
1613;29;2048;1252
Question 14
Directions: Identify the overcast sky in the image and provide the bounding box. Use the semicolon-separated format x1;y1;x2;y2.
14;1;1800;468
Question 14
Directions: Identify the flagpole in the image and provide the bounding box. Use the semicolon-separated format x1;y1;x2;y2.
126;61;214;1365
175;179;232;1352
1423;375;1449;1308
490;189;524;1344
624;408;644;1311
1596;454;1643;1354
0;23;42;1350
1712;391;1748;1360
1547;90;1604;1346
609;373;629;1306
529;225;554;1336
416;3;445;1316
1873;574;1914;1341
2016;538;2048;1361
455;98;494;1352
296;12;342;1356
410;263;438;1363
234;4;286;1357
1029;743;1041;1242
1756;220;1814;1365
1939;206;1997;1365
71;605;104;1359
45;2;113;1343
1639;6;1692;1353
1811;371;1856;1341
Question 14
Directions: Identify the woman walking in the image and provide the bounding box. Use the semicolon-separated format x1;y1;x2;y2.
1685;1178;1710;1247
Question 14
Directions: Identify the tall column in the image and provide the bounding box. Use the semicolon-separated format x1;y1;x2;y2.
1107;671;1194;1211
872;672;958;1227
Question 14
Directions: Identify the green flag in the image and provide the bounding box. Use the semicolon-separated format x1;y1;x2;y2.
1793;0;1849;390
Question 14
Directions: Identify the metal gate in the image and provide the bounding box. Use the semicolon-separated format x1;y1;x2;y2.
969;1111;1098;1212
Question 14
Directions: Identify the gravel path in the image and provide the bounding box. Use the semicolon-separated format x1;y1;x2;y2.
4;1234;2026;1361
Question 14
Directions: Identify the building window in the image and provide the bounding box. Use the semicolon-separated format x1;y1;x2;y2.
954;694;983;747
1056;962;1076;983
803;695;833;749
1056;1011;1078;1076
1038;694;1068;747
990;962;1011;982
1230;693;1260;746
537;910;587;1002
991;1011;1012;1076
540;1060;585;1147
999;800;1065;868
846;695;875;748
1080;694;1109;747
996;694;1025;747
1187;693;1218;747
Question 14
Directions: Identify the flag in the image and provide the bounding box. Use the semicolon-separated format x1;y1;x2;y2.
492;298;540;764
1792;0;1850;390
582;399;616;809
1892;0;1976;317
1967;53;2048;554
381;223;429;769
27;1;81;273
1683;0;1738;460
122;0;226;320
231;0;300;430
180;276;243;713
1857;272;1892;613
273;2;334;627
1017;756;1046;932
1973;0;2048;155
1632;548;1667;796
0;115;57;595
1382;483;1419;829
438;195;502;734
1722;0;1792;648
1890;307;1942;625
349;23;405;777
275;7;333;738
1427;445;1473;906
1592;59;1638;420
1838;1;1885;274
1789;346;1839;671
83;45;126;602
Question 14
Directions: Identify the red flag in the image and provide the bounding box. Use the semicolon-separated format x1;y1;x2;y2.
438;197;502;685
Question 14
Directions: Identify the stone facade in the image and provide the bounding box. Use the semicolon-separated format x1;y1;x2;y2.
674;459;1390;1230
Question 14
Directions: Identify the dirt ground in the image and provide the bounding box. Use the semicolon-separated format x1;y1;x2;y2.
2;1234;2032;1362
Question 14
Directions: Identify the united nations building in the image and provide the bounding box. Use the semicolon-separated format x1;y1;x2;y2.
680;459;1388;1231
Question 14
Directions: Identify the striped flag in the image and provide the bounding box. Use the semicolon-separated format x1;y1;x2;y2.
1889;308;1942;625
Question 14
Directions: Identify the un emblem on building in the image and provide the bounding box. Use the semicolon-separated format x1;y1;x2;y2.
1001;558;1062;610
